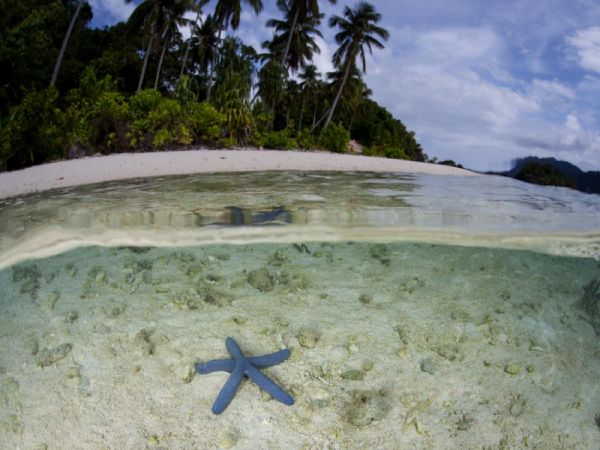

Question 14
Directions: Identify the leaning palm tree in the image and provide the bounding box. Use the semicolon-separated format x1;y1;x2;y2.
320;1;388;129
265;1;323;73
50;0;86;87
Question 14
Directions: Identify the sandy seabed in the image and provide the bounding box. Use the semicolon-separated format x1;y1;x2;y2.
0;241;599;449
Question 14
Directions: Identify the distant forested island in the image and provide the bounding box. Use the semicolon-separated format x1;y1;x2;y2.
492;157;600;195
0;0;426;172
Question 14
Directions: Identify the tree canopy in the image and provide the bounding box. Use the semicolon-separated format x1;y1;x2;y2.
0;0;426;172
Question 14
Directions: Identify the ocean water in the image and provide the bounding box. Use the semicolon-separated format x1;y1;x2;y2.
0;171;599;449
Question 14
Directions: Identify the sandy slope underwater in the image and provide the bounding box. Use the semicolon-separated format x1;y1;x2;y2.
1;240;599;449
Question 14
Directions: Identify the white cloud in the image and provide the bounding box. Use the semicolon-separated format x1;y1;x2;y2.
567;27;600;73
89;0;135;23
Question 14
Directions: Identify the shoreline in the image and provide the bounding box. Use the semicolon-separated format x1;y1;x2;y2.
0;148;477;199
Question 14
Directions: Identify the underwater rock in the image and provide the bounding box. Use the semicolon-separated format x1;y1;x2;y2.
308;387;330;409
64;262;78;278
178;364;196;384
297;327;320;349
41;291;60;310
196;283;232;307
36;343;73;367
342;369;366;381
64;310;79;324
420;358;437;375
14;264;41;299
25;336;39;356
359;293;373;305
0;376;20;409
369;244;391;266
218;430;239;449
276;270;309;292
247;268;274;292
268;249;289;266
579;278;600;333
133;329;155;356
343;389;391;427
504;363;521;375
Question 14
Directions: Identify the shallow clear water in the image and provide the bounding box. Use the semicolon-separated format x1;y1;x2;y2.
0;171;599;449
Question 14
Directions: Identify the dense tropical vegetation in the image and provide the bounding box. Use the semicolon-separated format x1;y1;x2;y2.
0;0;426;172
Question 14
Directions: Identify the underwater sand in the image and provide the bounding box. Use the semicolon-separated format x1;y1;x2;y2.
1;241;599;449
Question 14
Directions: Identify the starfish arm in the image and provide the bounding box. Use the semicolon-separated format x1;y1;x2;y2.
225;337;244;359
211;361;245;414
247;349;291;368
195;359;236;374
246;365;294;406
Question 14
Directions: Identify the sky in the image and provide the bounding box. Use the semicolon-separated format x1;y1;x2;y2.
88;0;600;172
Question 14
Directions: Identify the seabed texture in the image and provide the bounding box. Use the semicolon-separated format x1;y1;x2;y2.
1;241;599;449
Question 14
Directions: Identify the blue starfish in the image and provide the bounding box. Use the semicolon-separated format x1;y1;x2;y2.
195;337;294;414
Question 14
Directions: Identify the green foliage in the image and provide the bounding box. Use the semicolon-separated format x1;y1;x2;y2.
384;146;407;160
128;90;190;149
63;68;129;152
261;129;298;150
0;87;64;170
296;129;317;149
319;122;350;153
188;102;225;142
515;162;577;189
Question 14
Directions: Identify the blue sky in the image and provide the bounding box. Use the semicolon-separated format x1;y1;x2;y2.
89;0;600;172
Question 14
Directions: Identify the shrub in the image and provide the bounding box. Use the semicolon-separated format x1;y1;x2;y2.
296;130;316;150
0;87;64;170
129;91;188;149
188;101;225;143
319;122;350;153
262;129;297;150
384;146;407;160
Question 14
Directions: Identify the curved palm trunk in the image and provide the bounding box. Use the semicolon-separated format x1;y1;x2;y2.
280;7;299;68
50;0;84;87
297;92;306;132
321;58;352;129
180;10;202;77
154;27;171;90
206;28;222;102
138;32;155;92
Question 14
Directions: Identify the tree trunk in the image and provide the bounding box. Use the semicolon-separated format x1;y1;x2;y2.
281;8;299;68
50;0;84;87
154;27;170;90
322;58;353;129
138;32;155;92
298;92;306;132
180;9;202;77
206;28;222;102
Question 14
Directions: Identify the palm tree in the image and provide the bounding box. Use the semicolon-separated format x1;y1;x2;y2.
50;0;86;87
125;0;193;91
213;0;263;31
297;64;321;131
320;1;388;129
180;0;209;77
188;14;221;95
278;0;337;68
153;0;194;89
265;1;323;73
205;0;263;101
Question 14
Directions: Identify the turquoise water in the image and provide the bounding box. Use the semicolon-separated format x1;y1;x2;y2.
0;171;599;448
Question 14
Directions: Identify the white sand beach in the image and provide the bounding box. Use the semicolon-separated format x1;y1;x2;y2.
0;148;475;199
